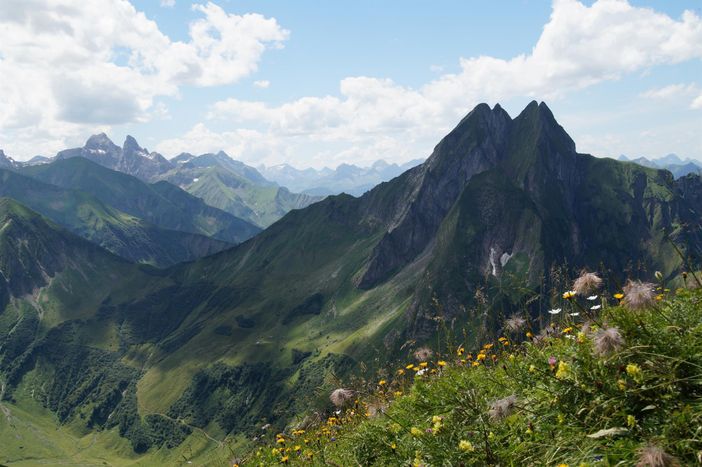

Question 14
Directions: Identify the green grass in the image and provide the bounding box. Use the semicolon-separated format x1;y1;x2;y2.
252;285;702;466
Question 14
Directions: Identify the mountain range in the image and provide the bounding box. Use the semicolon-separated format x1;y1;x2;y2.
259;158;425;196
618;153;702;178
1;101;702;464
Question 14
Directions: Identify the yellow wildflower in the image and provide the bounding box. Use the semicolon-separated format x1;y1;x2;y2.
456;346;464;356
477;353;486;361
484;343;494;350
526;331;534;338
419;362;428;368
410;427;423;437
528;364;536;373
627;414;636;428
562;327;573;334
458;440;475;452
437;360;447;367
378;379;386;386
577;331;587;343
281;456;289;463
555;361;571;379
562;290;576;299
472;361;480;367
617;379;627;390
406;363;415;370
397;368;405;376
626;363;643;382
394;391;403;397
614;293;624;300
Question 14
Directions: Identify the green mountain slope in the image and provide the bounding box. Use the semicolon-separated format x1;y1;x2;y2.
2;102;702;463
21;157;260;244
0;169;233;267
154;152;321;228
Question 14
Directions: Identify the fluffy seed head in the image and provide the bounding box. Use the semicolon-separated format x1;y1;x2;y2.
593;327;625;356
413;346;434;362
573;271;603;296
504;315;527;333
622;280;656;310
636;445;679;467
488;394;517;421
329;388;354;407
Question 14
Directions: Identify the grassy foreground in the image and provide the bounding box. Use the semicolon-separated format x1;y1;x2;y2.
251;279;702;466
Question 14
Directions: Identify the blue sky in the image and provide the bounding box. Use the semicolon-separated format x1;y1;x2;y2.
0;0;700;167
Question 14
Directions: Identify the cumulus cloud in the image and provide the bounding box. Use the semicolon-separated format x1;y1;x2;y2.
0;0;288;158
177;0;702;167
160;0;175;6
254;80;271;88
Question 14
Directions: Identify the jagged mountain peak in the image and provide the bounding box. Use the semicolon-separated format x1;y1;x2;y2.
123;135;143;152
85;132;118;150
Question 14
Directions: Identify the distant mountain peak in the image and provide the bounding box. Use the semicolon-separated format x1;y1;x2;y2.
85;133;117;149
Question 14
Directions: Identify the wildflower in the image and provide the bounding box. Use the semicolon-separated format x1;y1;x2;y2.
577;331;587;343
397;368;405;376
390;442;397;450
410;427;423;437
570;312;580;317
394;391;402;397
406;364;415;370
562;290;576;299
636;445;680;467
414;347;434;362
526;331;534;338
477;353;486;361
573;271;603;295
417;368;427;376
626;363;643;382
472;361;480;367
614;293;624;300
456;346;464;356
432;415;443;432
330;388;355;407
586;295;598;301
378;380;386;386
504;315;527;333
622;280;656;310
593;327;624;356
556;361;571;379
437;360;447;367
549;308;562;314
458;440;475;452
281;455;289;463
548;356;557;368
488;394;517;421
617;379;627;390
529;364;536;373
562;327;573;334
627;415;637;428
590;304;601;310
557;464;569;467
484;343;494;350
419;362;428;368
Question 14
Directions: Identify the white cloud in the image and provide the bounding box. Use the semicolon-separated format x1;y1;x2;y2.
692;94;702;110
183;0;702;167
254;80;271;88
641;83;697;99
0;0;288;158
160;0;175;6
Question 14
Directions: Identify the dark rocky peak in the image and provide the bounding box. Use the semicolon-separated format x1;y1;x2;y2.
85;133;119;152
0;149;15;169
122;135;145;154
359;103;513;289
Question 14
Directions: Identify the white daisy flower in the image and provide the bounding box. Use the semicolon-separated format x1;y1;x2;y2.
548;308;562;315
587;295;598;301
569;312;580;317
590;304;602;310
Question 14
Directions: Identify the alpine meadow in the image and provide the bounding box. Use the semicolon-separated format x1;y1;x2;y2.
1;1;702;466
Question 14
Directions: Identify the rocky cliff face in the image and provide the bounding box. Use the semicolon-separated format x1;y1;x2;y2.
56;133;174;181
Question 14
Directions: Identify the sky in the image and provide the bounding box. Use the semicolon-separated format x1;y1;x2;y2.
0;0;700;168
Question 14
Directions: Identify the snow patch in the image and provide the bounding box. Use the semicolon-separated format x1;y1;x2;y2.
500;252;512;267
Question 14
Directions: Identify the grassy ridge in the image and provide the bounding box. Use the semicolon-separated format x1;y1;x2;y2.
252;281;702;466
